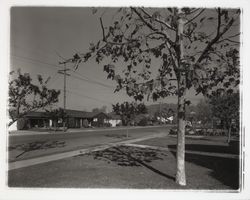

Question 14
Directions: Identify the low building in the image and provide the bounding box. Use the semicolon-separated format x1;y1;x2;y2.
107;113;122;127
25;111;50;128
15;109;112;130
66;109;94;128
91;112;110;127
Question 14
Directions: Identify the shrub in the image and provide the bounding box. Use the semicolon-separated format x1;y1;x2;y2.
196;129;204;135
82;119;89;128
116;121;122;126
104;123;112;127
17;118;28;130
169;128;177;135
138;117;148;126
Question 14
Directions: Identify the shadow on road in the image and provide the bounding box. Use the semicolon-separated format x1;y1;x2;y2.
85;145;175;181
9;140;66;158
168;144;239;189
104;134;130;139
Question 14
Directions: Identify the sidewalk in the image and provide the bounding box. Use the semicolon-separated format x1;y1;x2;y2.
9;132;168;170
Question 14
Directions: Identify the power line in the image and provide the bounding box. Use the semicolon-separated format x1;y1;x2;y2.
11;54;128;99
47;72;59;86
11;44;58;61
66;90;112;104
11;54;62;70
11;54;115;90
54;86;113;105
70;73;114;89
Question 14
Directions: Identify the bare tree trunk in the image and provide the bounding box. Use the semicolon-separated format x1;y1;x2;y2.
227;122;232;143
175;9;187;186
54;120;57;132
176;94;186;185
212;118;214;135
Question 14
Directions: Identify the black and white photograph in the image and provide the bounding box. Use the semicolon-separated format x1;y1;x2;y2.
1;1;250;200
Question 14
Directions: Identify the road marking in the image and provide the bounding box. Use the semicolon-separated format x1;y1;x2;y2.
8;132;168;170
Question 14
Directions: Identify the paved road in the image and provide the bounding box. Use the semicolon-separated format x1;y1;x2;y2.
8;126;171;162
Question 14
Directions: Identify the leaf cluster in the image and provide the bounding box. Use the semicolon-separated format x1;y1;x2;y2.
67;7;240;103
8;69;61;125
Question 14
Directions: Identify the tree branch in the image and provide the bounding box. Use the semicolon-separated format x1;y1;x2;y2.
185;9;205;25
217;38;240;44
139;7;176;31
188;8;201;15
209;51;227;62
131;7;157;31
216;8;221;37
100;17;106;41
99;16;139;46
146;32;168;40
195;10;240;64
165;41;178;73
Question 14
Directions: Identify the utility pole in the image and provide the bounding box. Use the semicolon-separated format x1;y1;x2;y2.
58;63;70;132
159;99;162;124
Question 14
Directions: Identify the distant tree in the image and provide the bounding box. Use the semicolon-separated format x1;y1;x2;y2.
209;92;239;143
92;108;100;113
92;105;107;113
195;99;213;126
9;69;60;126
112;102;147;125
66;7;240;185
16;118;29;130
154;107;175;124
138;117;148;126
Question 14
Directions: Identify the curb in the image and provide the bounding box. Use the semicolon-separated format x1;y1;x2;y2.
9;125;174;137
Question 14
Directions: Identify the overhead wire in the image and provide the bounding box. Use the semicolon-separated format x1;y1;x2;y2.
10;53;128;104
54;88;113;104
11;54;61;70
66;90;112;104
11;53;116;90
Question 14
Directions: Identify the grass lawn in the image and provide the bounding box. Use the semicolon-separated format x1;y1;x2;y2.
8;136;240;190
136;135;240;154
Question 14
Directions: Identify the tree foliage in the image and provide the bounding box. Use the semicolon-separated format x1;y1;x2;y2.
66;7;240;185
195;99;213;125
92;105;107;113
155;107;175;119
112;101;147;125
16;118;29;130
67;8;240;101
9;69;61;126
209;92;239;130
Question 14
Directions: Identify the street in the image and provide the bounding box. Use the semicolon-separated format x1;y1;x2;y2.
8;126;171;162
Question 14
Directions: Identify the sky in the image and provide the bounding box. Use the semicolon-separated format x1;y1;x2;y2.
10;7;235;112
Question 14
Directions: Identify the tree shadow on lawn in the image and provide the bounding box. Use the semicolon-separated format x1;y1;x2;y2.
85;146;175;181
168;143;239;155
168;145;239;189
9;140;66;158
